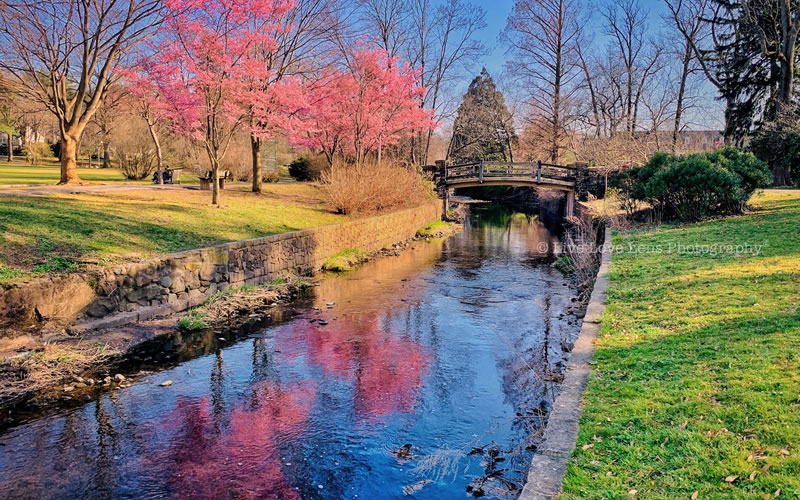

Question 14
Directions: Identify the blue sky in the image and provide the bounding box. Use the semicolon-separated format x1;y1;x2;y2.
465;0;723;130
474;0;673;77
477;0;515;77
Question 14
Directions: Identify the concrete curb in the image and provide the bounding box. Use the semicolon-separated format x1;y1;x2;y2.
519;227;613;499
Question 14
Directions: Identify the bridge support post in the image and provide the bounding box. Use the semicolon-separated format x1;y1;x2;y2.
573;162;590;201
565;191;575;219
435;159;449;220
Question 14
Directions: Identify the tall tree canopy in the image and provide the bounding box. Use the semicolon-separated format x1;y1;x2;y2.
448;69;517;163
0;0;163;184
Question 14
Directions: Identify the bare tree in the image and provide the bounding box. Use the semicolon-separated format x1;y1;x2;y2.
408;0;487;164
602;0;652;135
665;0;713;153
0;0;163;184
576;40;602;137
503;0;583;163
358;0;409;58
0;82;17;162
138;96;166;185
89;88;126;168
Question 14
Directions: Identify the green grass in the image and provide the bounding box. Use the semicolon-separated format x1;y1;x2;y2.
0;184;346;282
178;309;207;331
416;220;455;238
561;190;800;499
323;248;368;272
0;161;201;185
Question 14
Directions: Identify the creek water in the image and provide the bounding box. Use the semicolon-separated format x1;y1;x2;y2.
0;205;582;499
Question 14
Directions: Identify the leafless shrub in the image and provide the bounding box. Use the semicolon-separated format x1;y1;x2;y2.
24;142;53;164
117;148;155;180
112;118;156;179
562;211;600;296
320;159;434;215
219;138;253;181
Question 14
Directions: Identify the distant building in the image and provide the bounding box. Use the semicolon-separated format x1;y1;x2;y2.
679;130;724;152
0;126;50;148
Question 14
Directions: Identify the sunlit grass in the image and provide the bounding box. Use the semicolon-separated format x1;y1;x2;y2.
0;160;204;185
560;190;800;498
0;183;346;281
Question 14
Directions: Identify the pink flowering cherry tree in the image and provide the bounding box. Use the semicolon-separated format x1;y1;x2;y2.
293;44;437;165
143;0;293;205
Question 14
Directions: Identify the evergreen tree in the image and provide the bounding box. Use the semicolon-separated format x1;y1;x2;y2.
448;69;518;163
692;0;800;184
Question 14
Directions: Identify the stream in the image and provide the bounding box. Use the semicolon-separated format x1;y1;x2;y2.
0;205;583;499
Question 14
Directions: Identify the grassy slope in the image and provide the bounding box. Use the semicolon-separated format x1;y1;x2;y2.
561;190;800;499
0;184;345;281
0;161;204;185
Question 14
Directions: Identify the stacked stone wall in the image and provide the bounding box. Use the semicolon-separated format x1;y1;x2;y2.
0;201;440;335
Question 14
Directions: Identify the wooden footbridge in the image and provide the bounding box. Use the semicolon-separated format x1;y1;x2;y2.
428;160;589;218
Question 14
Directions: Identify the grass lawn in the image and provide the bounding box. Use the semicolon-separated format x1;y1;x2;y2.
0;160;200;185
561;190;800;499
0;183;345;282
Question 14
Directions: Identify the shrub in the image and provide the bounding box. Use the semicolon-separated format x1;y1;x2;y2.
24;142;54;164
631;147;771;221
263;171;279;183
117;147;155;180
320;159;434;215
289;155;329;181
112;117;156;180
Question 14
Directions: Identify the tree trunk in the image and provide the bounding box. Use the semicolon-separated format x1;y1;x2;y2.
103;141;111;168
212;163;220;205
145;118;164;185
251;134;262;193
59;134;81;184
672;39;692;154
6;133;11;162
209;152;220;205
722;96;736;146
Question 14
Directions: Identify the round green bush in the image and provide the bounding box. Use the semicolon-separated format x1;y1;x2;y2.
288;155;329;181
630;147;772;221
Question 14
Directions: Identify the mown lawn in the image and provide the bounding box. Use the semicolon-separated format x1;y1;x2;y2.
561;190;800;499
0;161;205;185
0;184;344;282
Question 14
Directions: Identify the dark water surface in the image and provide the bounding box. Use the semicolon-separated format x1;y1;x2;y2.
0;206;582;499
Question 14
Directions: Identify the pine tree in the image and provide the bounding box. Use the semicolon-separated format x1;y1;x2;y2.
448;69;517;163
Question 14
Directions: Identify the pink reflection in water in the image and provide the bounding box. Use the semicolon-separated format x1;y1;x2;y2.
277;312;429;418
161;382;315;499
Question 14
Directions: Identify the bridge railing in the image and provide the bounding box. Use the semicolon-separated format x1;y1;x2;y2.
442;160;576;185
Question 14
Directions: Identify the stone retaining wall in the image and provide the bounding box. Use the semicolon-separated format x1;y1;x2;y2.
0;201;441;336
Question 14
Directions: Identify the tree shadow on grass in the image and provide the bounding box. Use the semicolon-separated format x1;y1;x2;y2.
0;196;308;273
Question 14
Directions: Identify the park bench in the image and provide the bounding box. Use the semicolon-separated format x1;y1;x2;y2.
199;170;231;190
152;167;184;185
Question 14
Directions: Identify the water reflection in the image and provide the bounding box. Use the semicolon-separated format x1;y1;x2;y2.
0;205;580;499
